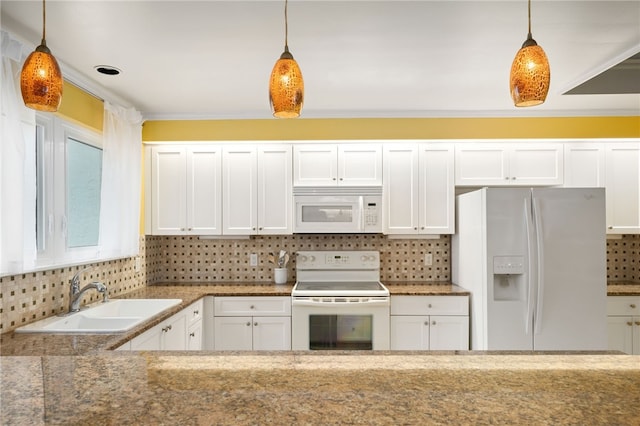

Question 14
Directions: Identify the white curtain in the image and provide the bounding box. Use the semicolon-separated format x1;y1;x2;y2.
0;30;36;275
99;101;143;259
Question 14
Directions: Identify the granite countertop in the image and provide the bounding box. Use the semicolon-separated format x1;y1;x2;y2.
2;351;639;425
1;282;636;357
606;282;640;296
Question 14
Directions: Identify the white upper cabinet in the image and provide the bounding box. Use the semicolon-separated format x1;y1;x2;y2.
293;143;382;186
223;144;292;235
563;142;605;188
149;144;222;235
455;142;563;186
383;143;455;235
605;142;640;234
223;147;258;235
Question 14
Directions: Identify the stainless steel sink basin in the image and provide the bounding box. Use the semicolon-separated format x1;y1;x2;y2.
15;299;182;334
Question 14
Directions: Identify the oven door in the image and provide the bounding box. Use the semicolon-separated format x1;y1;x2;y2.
291;297;390;350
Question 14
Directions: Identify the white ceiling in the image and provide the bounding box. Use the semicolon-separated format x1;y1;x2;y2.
2;0;639;120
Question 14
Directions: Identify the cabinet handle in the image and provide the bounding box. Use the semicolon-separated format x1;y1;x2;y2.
511;177;516;180
339;177;343;181
250;305;255;310
432;320;437;325
189;332;195;337
333;177;337;181
254;322;258;326
259;227;263;231
627;322;633;326
424;321;429;326
421;226;425;230
193;310;199;315
504;177;509;180
630;304;637;309
162;325;172;332
635;321;640;326
252;227;256;231
414;227;418;230
181;228;185;231
188;227;192;231
246;322;251;326
428;304;432;308
608;226;613;230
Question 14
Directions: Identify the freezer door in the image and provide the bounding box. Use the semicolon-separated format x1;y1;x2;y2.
530;188;607;350
485;188;534;350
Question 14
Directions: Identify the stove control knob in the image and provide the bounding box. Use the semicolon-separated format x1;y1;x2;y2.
361;255;368;261
308;256;316;262
299;256;307;263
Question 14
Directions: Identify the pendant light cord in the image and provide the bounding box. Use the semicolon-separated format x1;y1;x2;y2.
284;0;289;50
527;0;532;39
41;0;47;45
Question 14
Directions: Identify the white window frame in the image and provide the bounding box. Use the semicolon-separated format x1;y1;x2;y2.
35;114;103;268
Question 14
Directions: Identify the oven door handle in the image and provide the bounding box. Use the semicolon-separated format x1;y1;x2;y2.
292;298;390;307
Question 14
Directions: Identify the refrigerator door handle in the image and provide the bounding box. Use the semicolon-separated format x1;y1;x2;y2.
532;197;545;335
524;197;535;336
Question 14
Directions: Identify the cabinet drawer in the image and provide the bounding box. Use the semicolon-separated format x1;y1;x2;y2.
391;295;469;316
214;297;292;316
186;298;204;326
607;296;640;316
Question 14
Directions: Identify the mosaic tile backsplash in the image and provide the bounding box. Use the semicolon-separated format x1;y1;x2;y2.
1;234;638;333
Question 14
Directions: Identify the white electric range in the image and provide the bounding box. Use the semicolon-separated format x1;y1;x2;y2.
291;250;390;350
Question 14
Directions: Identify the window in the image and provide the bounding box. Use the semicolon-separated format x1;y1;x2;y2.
35;115;103;267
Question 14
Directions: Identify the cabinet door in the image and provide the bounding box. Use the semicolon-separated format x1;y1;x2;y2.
429;315;469;350
390;316;429;350
187;146;222;235
419;144;455;234
130;324;162;350
258;145;293;234
151;146;186;234
252;316;291;350
223;147;257;235
337;144;382;186
214;316;254;350
605;143;640;234
563;143;605;188
509;143;563;185
293;144;337;186
607;316;634;354
383;145;419;234
161;310;187;351
187;320;203;350
455;144;509;186
634;318;640;355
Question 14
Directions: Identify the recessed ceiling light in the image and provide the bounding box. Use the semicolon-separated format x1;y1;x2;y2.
94;65;121;76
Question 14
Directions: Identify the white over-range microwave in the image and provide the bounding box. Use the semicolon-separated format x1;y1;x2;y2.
293;188;382;233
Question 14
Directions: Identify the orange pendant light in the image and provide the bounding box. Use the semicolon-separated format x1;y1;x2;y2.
509;0;550;107
269;0;304;118
20;0;63;112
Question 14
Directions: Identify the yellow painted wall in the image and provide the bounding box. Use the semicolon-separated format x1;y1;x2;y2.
143;116;640;141
56;81;104;132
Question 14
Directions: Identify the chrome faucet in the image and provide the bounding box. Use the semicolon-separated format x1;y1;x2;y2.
69;268;108;313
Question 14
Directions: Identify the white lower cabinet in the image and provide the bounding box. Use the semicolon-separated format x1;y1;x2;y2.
390;296;469;350
607;296;640;354
214;297;292;350
128;298;204;351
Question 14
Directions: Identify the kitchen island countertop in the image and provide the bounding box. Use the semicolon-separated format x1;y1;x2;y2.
2;351;639;425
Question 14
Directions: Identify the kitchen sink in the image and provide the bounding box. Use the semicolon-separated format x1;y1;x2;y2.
14;299;182;334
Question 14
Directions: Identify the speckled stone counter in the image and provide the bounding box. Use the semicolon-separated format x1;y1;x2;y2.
1;352;639;425
607;282;640;296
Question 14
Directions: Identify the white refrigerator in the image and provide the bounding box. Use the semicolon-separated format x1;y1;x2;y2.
452;187;608;351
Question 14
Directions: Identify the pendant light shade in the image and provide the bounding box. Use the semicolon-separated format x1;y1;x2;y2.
269;0;304;118
20;0;63;112
509;0;550;107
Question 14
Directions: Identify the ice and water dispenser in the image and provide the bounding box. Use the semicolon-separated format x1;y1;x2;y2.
492;256;525;301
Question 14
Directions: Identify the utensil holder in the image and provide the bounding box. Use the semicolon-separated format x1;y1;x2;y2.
274;268;287;285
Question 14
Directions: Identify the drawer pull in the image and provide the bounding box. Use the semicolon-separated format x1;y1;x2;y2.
246;322;251;327
635;321;640;326
428;304;433;308
189;332;195;337
161;325;172;333
630;304;637;309
627;322;633;326
250;305;255;310
193;310;199;315
432;320;437;325
254;322;258;326
424;321;429;326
